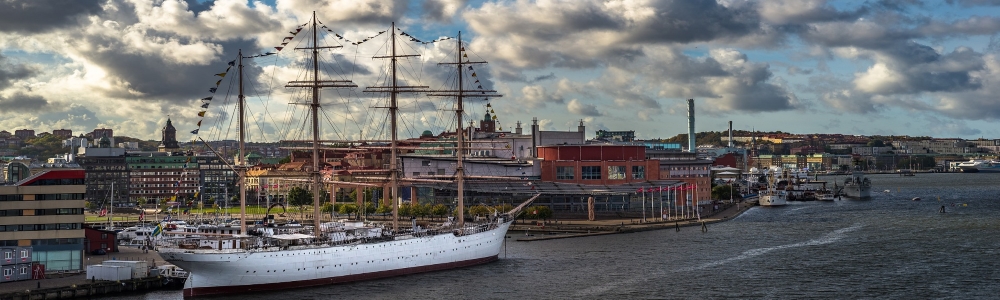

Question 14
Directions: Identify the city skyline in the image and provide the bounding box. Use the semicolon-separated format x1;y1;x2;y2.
2;0;1000;142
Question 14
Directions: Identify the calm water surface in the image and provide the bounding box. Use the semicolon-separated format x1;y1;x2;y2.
109;173;1000;299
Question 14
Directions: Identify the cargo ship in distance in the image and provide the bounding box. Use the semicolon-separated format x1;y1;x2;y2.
156;12;537;297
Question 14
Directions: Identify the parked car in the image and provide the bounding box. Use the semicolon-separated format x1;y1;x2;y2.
90;248;107;255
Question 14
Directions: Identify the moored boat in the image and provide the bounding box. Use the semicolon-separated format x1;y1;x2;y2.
842;171;872;199
156;13;536;297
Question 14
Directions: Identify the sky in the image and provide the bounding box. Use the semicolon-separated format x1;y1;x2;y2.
2;0;1000;143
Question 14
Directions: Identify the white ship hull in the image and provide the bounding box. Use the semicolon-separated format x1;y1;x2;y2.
159;221;511;297
759;194;787;206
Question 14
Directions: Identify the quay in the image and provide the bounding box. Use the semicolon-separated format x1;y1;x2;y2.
511;200;754;241
0;248;172;300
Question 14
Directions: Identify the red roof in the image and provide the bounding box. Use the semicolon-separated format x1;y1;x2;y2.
19;169;85;186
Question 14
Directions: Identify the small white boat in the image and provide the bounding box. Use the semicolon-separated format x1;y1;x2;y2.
912;197;921;201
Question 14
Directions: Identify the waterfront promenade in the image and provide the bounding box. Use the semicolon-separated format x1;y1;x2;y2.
0;247;169;295
511;201;752;241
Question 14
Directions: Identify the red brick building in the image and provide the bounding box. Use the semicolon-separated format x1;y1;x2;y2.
537;145;660;185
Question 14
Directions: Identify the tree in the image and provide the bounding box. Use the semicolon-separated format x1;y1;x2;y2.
375;204;392;215
398;202;412;217
413;203;431;220
287;186;312;217
431;204;448;220
525;206;553;222
469;204;491;217
337;203;358;218
712;185;738;200
278;155;291;164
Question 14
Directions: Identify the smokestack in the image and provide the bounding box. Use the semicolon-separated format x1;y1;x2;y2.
728;121;733;148
515;121;522;134
687;99;695;152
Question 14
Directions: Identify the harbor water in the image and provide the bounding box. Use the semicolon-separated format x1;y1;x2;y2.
106;172;1000;299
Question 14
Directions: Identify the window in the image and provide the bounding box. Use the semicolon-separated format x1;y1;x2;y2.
19;266;27;274
607;166;626;180
101;233;108;240
412;172;420;177
633;166;646;179
556;167;574;180
437;169;445;175
4;252;10;259
3;268;10;276
20;250;27;258
421;160;431;166
101;243;107;249
581;166;601;180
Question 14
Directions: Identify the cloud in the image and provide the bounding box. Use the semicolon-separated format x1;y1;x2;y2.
0;0;103;34
567;99;601;116
422;0;466;22
0;54;37;89
517;85;564;109
0;92;49;113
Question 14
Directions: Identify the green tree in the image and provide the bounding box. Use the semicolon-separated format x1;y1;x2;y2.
287;186;312;217
321;202;334;213
413;203;431;220
278;155;291;164
469;204;491;217
337;203;358;218
375;204;392;215
431;204;449;220
525;206;553;222
398;202;412;217
712;185;738;200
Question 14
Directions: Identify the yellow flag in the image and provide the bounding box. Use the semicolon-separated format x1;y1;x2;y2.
198;111;206;117
215;72;226;77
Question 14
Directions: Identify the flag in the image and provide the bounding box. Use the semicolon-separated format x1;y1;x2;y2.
200;102;209;108
138;210;145;222
228;60;235;66
215;80;221;86
637;188;643;193
209;87;217;93
99;208;107;217
201;96;212;101
275;47;284;51
151;223;163;237
468;66;473;70
197;111;206;117
215;72;226;77
190;129;199;134
283;36;293;42
196;120;202;126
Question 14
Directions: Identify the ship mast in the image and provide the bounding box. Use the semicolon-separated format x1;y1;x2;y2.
426;32;502;227
238;49;247;235
285;11;357;234
363;22;427;231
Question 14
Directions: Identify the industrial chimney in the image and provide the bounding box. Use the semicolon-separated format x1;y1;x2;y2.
687;99;695;152
728;121;734;148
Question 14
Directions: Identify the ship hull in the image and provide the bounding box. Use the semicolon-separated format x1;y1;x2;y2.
759;194;787;206
843;186;871;199
161;221;511;297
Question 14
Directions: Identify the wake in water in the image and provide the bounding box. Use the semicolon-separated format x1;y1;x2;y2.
678;224;863;272
573;224;864;297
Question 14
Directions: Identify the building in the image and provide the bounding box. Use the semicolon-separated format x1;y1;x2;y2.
536;145;660;185
77;146;129;207
127;152;199;203
594;130;635;142
652;151;712;204
52;129;72;139
157;119;180;152
83;226;118;254
0;169;86;271
13;130;35;140
196;155;239;207
531;118;586;157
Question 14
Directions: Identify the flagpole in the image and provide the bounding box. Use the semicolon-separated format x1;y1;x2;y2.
641;189;646;223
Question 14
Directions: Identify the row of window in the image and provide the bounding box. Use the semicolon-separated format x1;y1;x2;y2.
0;208;83;216
0;194;86;201
129;189;197;194
556;166;646;180
35;193;85;200
0;223;80;232
29;179;85;186
412;169;447;176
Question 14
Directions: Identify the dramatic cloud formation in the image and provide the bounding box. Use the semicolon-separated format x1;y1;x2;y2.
0;0;999;141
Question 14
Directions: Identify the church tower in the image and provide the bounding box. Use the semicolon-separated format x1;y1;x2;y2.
158;118;180;152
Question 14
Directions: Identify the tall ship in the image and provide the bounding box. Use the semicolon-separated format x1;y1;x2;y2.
758;168;787;207
157;13;536;297
840;171;872;199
